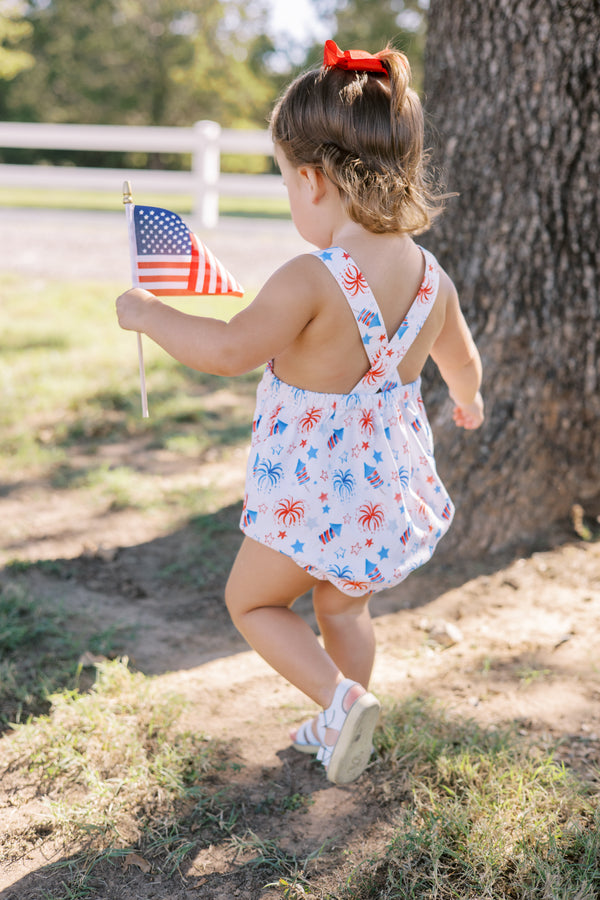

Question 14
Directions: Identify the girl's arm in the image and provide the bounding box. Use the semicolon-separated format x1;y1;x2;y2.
116;255;322;376
430;276;484;430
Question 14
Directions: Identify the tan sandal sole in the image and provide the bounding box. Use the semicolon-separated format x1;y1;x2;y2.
325;692;380;785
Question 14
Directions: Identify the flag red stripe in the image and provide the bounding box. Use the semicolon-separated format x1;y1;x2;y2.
137;262;190;269
139;275;189;283
201;245;211;293
149;288;244;297
188;234;200;292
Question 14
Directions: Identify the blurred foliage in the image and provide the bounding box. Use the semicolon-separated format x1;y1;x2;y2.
0;0;279;128
0;4;34;80
0;0;427;167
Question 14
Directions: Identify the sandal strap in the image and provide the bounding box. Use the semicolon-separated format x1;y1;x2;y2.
320;678;363;734
295;717;325;748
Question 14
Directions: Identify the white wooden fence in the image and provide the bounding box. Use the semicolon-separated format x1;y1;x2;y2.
0;121;285;227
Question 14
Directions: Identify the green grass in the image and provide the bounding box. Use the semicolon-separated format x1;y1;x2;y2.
343;697;600;899
0;580;128;727
0;274;260;520
3;660;231;877
0;186;291;219
2;681;598;898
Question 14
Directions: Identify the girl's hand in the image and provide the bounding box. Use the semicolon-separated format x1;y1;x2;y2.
452;392;484;430
116;288;157;333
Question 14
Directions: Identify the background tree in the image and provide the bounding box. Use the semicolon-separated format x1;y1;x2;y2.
422;0;600;557
0;4;33;85
2;0;275;129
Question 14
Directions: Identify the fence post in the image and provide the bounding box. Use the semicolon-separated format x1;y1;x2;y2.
192;120;221;229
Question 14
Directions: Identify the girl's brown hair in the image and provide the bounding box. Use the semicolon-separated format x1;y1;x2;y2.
270;47;442;235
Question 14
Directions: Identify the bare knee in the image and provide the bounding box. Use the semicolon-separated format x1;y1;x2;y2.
313;580;370;622
224;572;247;628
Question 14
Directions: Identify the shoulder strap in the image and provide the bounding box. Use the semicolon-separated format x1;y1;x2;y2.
388;247;440;358
312;247;387;371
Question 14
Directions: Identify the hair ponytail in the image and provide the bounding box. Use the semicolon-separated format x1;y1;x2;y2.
271;46;444;235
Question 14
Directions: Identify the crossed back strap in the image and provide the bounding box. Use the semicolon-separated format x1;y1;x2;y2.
314;246;440;393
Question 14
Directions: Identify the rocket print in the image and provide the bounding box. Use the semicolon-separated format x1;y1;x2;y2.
295;459;310;485
327;428;344;450
357;308;381;328
242;508;257;528
364;464;384;488
319;523;342;545
365;560;385;583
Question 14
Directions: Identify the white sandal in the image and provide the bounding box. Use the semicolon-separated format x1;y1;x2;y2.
316;678;380;785
291;716;325;755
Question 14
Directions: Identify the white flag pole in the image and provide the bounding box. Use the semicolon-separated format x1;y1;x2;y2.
122;180;149;418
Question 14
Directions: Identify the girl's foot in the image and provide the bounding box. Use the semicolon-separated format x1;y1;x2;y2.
289;684;366;756
318;679;380;784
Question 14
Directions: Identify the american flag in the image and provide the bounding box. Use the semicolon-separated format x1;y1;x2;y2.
132;205;243;297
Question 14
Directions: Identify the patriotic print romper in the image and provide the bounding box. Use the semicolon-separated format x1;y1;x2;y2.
240;246;454;597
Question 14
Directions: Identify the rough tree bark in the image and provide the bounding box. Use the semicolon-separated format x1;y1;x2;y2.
422;0;600;557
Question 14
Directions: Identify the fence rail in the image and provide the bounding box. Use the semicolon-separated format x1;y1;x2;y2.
0;121;283;227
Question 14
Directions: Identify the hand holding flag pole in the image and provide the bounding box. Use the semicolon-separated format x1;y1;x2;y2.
122;181;244;418
123;181;149;417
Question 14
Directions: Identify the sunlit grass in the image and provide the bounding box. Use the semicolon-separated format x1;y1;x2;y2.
0;275;259;520
2;659;230;877
2;678;598;898
344;697;600;899
0;580;128;727
0;186;290;218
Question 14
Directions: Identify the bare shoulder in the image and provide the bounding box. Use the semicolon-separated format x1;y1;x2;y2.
267;252;330;292
436;264;459;305
251;252;336;322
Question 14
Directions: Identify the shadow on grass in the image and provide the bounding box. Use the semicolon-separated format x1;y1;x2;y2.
2;688;599;900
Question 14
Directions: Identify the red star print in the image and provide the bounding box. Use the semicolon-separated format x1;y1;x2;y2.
362;441;369;450
318;492;328;502
365;538;373;548
278;530;287;539
300;439;307;447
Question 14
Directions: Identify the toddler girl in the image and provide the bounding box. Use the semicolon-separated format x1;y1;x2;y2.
116;40;484;785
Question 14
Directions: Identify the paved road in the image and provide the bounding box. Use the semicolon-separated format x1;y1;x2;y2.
2;207;310;291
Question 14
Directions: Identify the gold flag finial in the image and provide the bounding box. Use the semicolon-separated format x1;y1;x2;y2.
122;180;133;205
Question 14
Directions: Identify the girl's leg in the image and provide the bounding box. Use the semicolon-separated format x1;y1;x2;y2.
225;537;342;708
312;580;376;689
226;539;379;782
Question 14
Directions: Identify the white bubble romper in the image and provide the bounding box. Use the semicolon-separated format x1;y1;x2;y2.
240;246;454;596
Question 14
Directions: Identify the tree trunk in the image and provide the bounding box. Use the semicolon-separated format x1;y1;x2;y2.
422;0;600;558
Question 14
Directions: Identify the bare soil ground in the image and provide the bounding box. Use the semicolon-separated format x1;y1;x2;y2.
1;211;599;898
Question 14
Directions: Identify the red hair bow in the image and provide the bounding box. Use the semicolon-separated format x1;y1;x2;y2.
323;39;388;76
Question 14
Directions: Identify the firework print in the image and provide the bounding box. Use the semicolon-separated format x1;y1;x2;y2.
240;246;454;597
